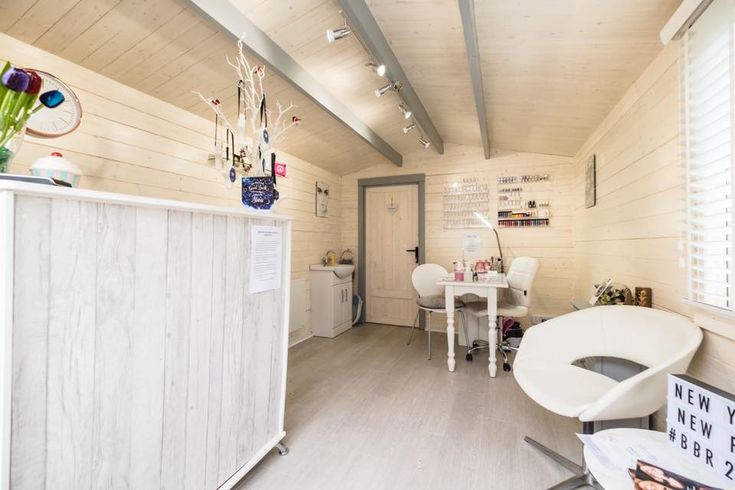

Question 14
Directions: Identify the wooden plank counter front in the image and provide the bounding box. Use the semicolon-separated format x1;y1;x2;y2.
0;181;292;489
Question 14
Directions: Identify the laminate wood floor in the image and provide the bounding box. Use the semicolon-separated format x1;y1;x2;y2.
236;324;591;489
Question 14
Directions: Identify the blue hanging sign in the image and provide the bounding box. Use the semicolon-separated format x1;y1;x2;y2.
242;176;275;210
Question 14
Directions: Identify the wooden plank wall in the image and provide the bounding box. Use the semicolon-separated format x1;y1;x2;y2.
341;143;576;328
572;41;735;418
1;33;342;344
12;194;286;489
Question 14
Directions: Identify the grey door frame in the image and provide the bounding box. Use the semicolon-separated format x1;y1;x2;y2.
358;174;426;324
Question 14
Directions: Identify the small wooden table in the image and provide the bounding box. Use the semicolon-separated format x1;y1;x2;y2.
437;275;508;377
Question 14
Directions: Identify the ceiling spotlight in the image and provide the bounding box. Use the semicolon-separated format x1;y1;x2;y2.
418;136;431;149
375;82;394;97
326;26;351;43
403;123;416;134
398;103;412;119
366;61;387;77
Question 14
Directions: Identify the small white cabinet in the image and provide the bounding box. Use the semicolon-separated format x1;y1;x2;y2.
310;265;354;338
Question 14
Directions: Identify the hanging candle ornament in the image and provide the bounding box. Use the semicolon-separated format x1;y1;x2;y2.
228;129;236;182
241;146;251;172
271;153;279;200
259;93;269;145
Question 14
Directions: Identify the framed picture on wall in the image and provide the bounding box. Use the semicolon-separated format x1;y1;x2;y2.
585;154;596;208
315;181;329;217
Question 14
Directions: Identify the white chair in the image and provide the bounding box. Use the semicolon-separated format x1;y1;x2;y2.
462;257;539;371
514;305;703;489
407;264;465;360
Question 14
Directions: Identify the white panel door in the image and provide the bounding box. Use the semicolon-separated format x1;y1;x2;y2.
365;184;419;326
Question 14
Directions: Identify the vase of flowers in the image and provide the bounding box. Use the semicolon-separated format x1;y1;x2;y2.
0;63;65;172
0;126;25;173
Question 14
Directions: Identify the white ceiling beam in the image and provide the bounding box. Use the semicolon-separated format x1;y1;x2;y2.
458;0;490;159
338;0;445;155
660;0;713;44
187;0;403;167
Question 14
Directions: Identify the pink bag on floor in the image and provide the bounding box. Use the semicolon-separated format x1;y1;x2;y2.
502;318;515;336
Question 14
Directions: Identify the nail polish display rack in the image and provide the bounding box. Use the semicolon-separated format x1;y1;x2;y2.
497;174;552;228
442;177;490;229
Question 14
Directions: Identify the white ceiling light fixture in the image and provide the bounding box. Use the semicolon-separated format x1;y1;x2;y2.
398;103;412;119
418;136;431;149
327;25;351;43
403;123;416;134
374;82;393;97
327;12;351;44
366;61;386;77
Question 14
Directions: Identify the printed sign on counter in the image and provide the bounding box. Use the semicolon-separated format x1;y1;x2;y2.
249;225;283;294
667;374;735;487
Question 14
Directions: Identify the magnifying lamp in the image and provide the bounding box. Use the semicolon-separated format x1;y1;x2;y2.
474;211;504;273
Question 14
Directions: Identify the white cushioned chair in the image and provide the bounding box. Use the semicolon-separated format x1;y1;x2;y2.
514;305;702;489
407;264;465;360
462;257;539;370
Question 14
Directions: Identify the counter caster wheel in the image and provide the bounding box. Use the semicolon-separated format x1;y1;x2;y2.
503;362;512;372
466;353;473;361
276;442;289;456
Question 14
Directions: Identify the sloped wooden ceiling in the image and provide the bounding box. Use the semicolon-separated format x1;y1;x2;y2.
2;0;681;170
474;0;680;156
232;0;439;156
365;0;481;147
0;0;397;175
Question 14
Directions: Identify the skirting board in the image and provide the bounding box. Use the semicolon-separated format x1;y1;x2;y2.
218;431;286;490
289;334;314;348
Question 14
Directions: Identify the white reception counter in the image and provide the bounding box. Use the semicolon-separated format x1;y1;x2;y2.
0;181;292;489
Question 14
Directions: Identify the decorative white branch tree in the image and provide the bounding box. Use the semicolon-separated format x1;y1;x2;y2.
194;35;300;176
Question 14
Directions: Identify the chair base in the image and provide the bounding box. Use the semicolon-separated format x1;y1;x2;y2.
466;339;513;371
463;314;517;372
547;473;597;490
524;436;602;490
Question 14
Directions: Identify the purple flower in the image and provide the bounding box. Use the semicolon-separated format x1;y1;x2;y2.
1;68;30;92
39;90;65;109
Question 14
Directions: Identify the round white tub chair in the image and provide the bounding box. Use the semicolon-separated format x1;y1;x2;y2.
514;305;703;489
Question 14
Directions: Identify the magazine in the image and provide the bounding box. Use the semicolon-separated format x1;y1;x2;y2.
629;460;723;490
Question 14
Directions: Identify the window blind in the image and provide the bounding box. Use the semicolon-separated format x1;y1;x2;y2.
683;0;734;309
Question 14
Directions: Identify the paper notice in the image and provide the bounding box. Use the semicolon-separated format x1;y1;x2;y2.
249;225;283;294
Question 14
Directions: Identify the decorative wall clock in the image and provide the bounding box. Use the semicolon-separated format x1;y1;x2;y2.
26;70;82;138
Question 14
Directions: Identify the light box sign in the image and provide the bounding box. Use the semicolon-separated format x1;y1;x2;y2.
667;374;735;487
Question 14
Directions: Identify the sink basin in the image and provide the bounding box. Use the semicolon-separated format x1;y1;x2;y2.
310;264;355;279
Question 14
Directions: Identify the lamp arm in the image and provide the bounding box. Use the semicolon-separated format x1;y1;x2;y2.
492;227;504;273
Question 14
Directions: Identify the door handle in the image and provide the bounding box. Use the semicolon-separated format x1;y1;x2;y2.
405;246;419;264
